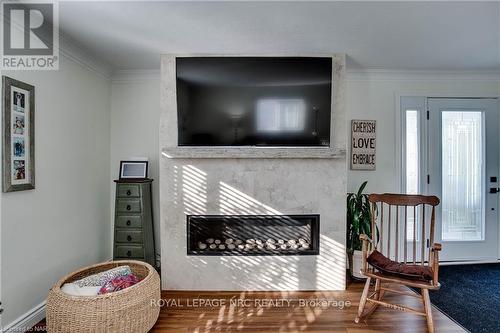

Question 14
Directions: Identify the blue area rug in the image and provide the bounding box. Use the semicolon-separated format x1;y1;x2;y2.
425;263;500;333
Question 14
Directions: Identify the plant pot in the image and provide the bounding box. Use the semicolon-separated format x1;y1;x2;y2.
349;250;366;280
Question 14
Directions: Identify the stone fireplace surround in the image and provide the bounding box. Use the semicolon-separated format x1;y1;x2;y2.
160;54;347;291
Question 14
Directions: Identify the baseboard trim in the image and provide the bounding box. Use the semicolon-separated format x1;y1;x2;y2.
2;301;45;333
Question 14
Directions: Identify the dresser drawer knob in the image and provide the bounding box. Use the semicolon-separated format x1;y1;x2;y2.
126;205;131;211
126;250;132;257
127;235;132;242
126;190;132;196
126;220;131;226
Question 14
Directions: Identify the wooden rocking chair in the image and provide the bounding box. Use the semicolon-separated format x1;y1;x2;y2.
354;193;441;333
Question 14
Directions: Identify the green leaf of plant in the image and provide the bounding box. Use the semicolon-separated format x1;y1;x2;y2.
346;181;379;252
356;181;368;197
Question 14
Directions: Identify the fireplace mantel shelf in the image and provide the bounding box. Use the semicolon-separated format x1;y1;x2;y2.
162;146;346;159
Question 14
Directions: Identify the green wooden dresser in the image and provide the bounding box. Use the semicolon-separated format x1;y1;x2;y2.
113;179;155;266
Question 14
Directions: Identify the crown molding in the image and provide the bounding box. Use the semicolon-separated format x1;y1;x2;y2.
346;69;500;82
111;70;161;83
2;14;113;79
58;31;113;80
110;68;500;83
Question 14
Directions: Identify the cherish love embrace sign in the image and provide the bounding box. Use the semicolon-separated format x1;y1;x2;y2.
351;120;376;170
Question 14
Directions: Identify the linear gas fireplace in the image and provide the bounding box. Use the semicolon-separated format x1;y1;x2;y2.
187;215;319;256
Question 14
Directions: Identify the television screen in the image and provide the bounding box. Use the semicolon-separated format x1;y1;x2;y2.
176;57;332;146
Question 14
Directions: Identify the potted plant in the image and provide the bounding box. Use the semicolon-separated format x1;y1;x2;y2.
347;181;375;280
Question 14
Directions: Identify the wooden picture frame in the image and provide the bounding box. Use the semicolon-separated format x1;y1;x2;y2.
2;76;35;192
119;161;148;180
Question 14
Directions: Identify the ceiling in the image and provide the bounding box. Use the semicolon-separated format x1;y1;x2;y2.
58;1;500;72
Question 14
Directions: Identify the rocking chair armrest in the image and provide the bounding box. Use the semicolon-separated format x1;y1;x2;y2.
430;243;442;287
431;243;442;252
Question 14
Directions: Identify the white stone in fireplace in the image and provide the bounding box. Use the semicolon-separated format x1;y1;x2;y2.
160;54;347;291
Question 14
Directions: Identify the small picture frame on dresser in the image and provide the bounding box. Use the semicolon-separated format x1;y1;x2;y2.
119;161;148;180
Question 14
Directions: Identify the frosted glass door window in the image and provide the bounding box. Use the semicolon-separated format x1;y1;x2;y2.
441;111;484;241
405;110;419;241
406;110;419;195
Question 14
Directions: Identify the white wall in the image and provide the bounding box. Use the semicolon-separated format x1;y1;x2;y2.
1;55;111;328
346;72;500;194
110;74;161;259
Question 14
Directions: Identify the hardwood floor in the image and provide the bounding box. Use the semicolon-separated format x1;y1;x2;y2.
28;282;465;332
151;282;465;333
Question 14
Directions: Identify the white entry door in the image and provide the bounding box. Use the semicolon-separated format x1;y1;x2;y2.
427;98;499;261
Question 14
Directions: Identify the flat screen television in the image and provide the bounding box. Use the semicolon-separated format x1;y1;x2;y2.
176;57;332;147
